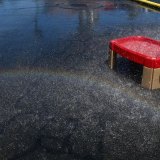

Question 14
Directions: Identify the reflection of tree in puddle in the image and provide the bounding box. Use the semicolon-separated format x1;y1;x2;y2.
78;9;98;30
44;0;100;37
29;0;100;69
34;0;43;39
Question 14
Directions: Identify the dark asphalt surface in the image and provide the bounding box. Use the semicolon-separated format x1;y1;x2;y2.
0;0;160;159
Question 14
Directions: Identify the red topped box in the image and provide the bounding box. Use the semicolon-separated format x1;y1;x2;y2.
109;36;160;68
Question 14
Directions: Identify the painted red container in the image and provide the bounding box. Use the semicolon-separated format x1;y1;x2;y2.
109;36;160;68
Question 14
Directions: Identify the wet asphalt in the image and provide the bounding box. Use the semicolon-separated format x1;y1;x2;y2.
0;0;160;159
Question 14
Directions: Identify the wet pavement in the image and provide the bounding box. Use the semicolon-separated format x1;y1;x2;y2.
0;0;160;159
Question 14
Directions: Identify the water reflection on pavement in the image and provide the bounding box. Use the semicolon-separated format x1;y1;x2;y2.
0;0;160;159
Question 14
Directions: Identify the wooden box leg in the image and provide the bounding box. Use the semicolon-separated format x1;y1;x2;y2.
142;66;160;89
108;49;117;69
142;66;154;89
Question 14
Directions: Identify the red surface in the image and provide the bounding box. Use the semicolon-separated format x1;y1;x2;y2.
109;36;160;68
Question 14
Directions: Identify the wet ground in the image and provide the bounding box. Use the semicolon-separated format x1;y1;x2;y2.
0;0;160;159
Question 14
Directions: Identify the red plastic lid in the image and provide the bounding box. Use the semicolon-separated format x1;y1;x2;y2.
109;36;160;68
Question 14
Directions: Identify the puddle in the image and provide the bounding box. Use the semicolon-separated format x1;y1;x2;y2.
1;0;160;159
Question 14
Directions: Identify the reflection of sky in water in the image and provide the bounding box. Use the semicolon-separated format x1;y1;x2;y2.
0;0;160;69
39;12;78;42
97;6;160;32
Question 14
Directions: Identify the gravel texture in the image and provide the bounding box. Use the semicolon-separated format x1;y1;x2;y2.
0;0;160;159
